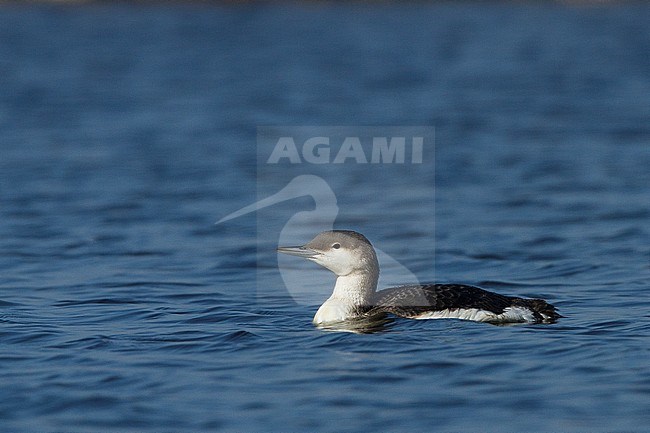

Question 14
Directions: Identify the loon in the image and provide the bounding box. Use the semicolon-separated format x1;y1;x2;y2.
277;230;560;327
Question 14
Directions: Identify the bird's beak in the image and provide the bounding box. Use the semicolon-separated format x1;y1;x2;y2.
277;245;320;258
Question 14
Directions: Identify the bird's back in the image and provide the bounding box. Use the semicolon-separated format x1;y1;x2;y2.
369;284;559;323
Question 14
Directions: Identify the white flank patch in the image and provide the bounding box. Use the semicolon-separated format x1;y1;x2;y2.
413;306;536;323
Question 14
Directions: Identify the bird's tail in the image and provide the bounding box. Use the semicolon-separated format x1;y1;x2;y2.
512;298;562;323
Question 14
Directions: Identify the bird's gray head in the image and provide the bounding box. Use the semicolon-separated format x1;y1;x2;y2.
277;230;379;277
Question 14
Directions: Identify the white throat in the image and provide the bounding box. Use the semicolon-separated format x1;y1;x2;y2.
313;270;378;326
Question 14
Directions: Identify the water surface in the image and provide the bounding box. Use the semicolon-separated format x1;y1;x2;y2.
1;3;649;432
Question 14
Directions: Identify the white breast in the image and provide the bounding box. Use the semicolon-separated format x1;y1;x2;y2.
313;297;355;325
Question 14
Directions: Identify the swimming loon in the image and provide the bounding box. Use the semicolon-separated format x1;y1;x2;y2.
277;230;560;327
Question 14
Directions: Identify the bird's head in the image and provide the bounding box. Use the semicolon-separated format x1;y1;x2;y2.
277;230;378;277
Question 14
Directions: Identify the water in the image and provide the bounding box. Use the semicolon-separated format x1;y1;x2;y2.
1;3;650;432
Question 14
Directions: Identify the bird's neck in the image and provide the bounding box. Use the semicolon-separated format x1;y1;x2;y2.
331;270;378;307
313;270;378;326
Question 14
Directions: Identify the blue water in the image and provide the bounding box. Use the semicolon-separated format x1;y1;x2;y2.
1;3;650;433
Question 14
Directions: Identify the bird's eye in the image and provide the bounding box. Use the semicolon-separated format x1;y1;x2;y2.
332;243;341;249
